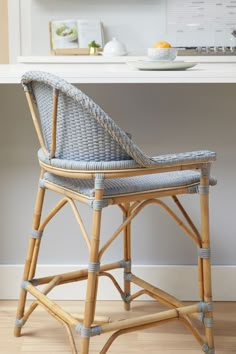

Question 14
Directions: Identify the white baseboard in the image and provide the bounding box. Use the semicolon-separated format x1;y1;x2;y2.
0;264;235;301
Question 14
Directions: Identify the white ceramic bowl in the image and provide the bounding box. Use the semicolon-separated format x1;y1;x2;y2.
147;47;177;61
103;38;127;56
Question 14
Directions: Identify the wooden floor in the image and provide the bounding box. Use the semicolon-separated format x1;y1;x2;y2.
0;300;235;353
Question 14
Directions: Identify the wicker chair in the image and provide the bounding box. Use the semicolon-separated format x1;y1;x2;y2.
14;71;216;354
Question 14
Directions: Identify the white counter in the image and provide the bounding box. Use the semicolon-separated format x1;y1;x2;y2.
17;55;236;64
1;60;236;84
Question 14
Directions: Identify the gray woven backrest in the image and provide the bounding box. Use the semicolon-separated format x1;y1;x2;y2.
31;81;132;162
22;71;155;166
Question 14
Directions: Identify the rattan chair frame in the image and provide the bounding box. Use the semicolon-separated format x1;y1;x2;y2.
14;71;216;354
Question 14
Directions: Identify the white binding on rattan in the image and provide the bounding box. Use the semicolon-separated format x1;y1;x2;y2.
30;230;43;239
198;248;211;259
119;260;131;268
15;318;25;328
88;262;100;273
202;344;215;354
199;185;210;195
197;302;213;312
76;324;102;337
203;317;214;328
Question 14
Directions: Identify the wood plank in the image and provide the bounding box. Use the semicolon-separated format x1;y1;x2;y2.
0;301;235;353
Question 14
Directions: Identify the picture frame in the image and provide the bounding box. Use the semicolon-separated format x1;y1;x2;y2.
50;19;104;55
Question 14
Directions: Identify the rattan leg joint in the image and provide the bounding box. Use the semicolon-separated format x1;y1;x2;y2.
198;248;211;259
203;317;214;328
119;259;132;268
89;199;109;210
121;293;132;303
30;229;43;239
15;318;25;328
124;272;132;281
94;174;105;189
88;262;100;273
198;313;214;327
30;278;39;286
202;343;215;354
199;185;210;195
201;163;211;177
197;302;213;312
21;280;30;290
76;324;102;337
38;179;46;189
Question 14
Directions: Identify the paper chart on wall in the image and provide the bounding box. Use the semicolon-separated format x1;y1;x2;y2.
166;0;236;46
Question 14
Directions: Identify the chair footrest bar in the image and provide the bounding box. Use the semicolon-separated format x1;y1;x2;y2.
31;261;124;286
100;303;201;334
100;318;178;354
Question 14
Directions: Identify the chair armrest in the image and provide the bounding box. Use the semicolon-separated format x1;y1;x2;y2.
151;150;216;167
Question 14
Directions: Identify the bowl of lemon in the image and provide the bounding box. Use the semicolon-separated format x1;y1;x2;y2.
147;41;177;61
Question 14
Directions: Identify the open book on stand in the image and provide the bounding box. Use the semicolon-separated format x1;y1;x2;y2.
50;19;104;55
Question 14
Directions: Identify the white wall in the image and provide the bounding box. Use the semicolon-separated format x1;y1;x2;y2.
0;83;235;267
3;0;236;300
8;0;236;61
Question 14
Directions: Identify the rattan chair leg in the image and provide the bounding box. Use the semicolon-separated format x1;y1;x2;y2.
80;189;104;354
14;184;45;337
200;167;215;352
123;203;131;311
198;258;204;300
14;240;36;337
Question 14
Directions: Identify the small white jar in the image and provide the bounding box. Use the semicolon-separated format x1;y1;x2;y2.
103;38;128;56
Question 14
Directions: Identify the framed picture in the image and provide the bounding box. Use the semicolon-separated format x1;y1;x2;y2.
50;19;104;55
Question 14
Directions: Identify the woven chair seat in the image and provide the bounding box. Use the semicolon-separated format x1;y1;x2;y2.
43;170;217;198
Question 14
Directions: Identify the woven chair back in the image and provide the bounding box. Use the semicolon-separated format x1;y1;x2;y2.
22;71;156;167
31;80;132;162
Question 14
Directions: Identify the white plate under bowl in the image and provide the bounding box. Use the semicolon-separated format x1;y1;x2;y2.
144;57;176;62
127;61;198;71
